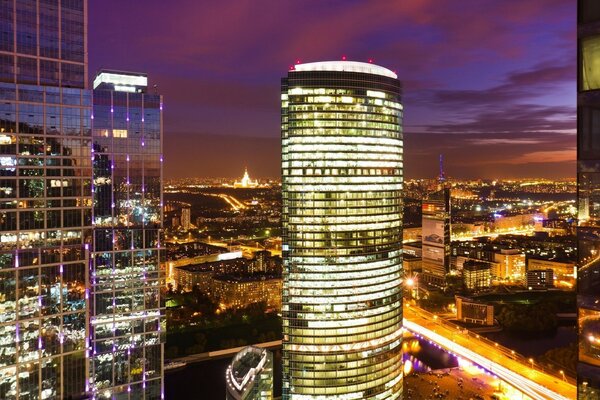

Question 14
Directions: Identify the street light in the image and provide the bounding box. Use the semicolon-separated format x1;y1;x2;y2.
404;273;420;304
529;358;534;369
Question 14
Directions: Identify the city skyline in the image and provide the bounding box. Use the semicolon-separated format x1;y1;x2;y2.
0;2;587;399
89;0;575;180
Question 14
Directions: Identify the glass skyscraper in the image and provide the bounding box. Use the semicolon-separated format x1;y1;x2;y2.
578;1;600;398
0;2;164;399
421;187;450;287
89;71;164;399
281;60;404;399
0;1;90;398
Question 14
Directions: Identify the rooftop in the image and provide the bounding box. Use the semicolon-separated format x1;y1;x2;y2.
292;60;397;79
93;69;148;92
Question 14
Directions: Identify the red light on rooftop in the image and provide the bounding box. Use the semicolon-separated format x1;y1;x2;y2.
368;58;373;63
295;59;301;64
289;65;295;71
342;55;347;61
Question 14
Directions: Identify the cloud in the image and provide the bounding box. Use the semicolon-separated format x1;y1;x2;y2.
466;138;546;146
89;0;576;179
501;148;576;164
429;62;575;110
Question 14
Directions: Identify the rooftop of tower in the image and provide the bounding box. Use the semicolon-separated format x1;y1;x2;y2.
291;60;397;79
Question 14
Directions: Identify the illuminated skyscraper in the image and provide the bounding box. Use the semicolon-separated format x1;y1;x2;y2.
578;1;600;397
0;1;90;398
421;156;450;286
90;70;164;398
281;61;404;399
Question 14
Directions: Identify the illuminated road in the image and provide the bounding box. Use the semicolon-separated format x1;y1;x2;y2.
219;193;246;211
404;305;576;400
239;245;282;257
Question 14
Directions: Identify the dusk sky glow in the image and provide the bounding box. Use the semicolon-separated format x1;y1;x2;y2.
89;0;575;179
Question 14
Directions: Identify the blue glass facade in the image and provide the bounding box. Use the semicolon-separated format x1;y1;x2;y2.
0;2;165;399
0;83;91;399
89;85;164;400
0;0;86;88
0;0;90;398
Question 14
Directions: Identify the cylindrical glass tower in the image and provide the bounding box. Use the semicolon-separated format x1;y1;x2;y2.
281;60;404;399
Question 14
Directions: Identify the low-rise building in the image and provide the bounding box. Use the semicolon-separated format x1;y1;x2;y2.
527;269;554;290
527;256;576;289
403;254;422;275
174;257;249;291
456;296;494;326
226;346;273;400
493;249;526;283
463;260;492;291
207;274;282;311
403;227;422;242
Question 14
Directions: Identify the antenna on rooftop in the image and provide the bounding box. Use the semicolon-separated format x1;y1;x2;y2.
438;154;446;183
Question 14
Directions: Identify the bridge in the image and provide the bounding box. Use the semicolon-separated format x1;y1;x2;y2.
404;304;577;400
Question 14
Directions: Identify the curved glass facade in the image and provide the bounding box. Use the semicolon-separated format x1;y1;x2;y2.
90;87;164;399
281;62;403;399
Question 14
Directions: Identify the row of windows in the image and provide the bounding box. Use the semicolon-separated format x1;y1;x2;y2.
288;103;401;116
0;246;85;269
284;320;400;347
0;83;89;105
287;209;401;220
286;357;400;385
285;190;401;200
286;348;401;376
285;168;400;177
0;209;89;230
289;112;399;124
283;129;402;140
0;177;90;198
0;55;84;87
289;119;400;130
286;247;400;260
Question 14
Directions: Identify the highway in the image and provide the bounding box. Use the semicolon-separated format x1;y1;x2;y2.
404;305;576;400
210;193;247;211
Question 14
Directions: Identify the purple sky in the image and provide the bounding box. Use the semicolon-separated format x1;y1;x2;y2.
89;0;575;180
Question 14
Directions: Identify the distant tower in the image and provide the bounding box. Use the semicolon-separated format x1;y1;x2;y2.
182;206;192;230
235;167;259;188
422;157;451;286
438;154;446;183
